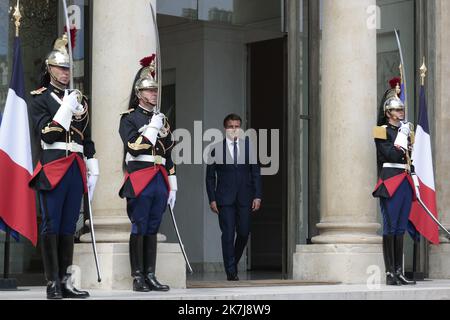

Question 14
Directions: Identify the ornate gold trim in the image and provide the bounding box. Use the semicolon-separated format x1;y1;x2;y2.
70;126;85;140
157;140;166;153
42;125;64;134
128;136;151;151
120;109;135;116
31;87;47;96
420;57;427;86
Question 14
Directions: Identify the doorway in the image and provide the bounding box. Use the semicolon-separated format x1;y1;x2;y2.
248;37;287;277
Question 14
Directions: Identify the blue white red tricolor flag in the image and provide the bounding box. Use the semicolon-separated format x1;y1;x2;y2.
409;86;440;245
0;37;37;246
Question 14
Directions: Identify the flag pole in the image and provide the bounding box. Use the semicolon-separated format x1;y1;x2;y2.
0;0;21;291
1;227;17;290
413;58;427;281
14;0;21;37
409;57;428;282
3;229;10;279
420;57;427;87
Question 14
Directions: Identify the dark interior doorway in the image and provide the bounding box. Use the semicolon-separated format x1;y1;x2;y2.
247;37;287;275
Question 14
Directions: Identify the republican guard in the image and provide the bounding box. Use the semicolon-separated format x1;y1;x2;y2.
373;78;416;286
119;55;177;292
29;34;99;299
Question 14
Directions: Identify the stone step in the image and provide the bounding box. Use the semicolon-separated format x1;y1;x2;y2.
3;280;450;300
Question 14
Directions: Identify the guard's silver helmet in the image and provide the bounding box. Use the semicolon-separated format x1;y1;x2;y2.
135;54;158;94
46;34;70;68
383;90;405;112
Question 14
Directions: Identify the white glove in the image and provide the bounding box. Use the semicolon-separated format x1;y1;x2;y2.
53;91;83;131
167;175;178;209
168;175;178;191
86;158;99;201
394;122;410;150
399;122;411;136
167;190;176;210
87;175;98;201
63;90;84;114
143;113;165;145
411;173;421;199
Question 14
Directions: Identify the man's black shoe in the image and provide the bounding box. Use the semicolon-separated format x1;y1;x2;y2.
46;280;63;300
227;274;239;281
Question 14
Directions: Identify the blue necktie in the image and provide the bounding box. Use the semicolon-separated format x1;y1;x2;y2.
233;141;238;167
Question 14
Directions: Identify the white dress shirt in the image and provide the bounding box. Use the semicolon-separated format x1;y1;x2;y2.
226;137;240;161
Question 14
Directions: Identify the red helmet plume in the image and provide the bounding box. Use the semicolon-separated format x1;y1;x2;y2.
139;54;157;78
389;77;401;89
63;25;78;49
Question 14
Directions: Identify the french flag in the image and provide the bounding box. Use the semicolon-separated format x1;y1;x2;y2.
0;37;37;246
409;86;440;245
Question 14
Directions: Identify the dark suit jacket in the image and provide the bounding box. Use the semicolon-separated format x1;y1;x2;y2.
206;137;262;206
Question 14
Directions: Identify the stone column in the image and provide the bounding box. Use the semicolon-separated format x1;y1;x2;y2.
73;0;185;290
429;0;450;278
293;0;383;284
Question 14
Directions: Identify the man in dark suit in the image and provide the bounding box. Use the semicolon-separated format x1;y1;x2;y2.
206;114;262;281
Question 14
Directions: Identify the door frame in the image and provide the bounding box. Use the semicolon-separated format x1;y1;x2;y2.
246;36;288;275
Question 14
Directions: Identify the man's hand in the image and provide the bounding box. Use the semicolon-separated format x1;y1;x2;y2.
394;122;411;150
86;158;99;201
167;190;176;210
63;90;83;114
252;199;261;212
399;121;411;136
87;174;98;201
143;113;165;145
210;201;219;214
149;113;165;131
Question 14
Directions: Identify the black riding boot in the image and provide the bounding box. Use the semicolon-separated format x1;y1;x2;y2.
144;235;170;291
58;235;90;298
382;235;400;286
394;235;416;285
130;234;150;292
41;234;63;299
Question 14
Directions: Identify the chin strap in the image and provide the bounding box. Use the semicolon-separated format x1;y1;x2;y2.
137;92;155;110
138;100;156;112
386;111;401;124
48;69;67;91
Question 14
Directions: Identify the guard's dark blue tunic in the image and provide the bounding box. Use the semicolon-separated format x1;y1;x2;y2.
119;106;176;235
29;84;96;235
373;124;415;236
